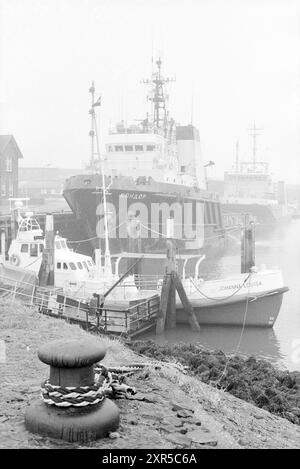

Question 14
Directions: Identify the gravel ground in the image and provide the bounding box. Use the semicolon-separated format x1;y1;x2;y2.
1;300;300;449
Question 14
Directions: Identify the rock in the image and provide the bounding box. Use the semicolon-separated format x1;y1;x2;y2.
162;416;184;427
252;413;264;420
143;394;157;404
171;401;194;413
159;424;176;434
186;429;218;447
176;409;194;419
109;432;120;439
165;432;191;447
129;418;138;425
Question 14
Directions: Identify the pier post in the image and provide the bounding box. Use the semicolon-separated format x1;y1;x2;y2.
157;234;200;334
241;214;255;273
38;214;55;287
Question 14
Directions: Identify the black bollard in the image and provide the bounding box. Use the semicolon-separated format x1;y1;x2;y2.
25;338;120;443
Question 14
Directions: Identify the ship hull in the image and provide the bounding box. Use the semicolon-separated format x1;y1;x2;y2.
223;202;291;227
176;287;288;327
63;174;225;276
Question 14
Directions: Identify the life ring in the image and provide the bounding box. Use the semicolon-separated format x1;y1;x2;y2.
10;254;20;266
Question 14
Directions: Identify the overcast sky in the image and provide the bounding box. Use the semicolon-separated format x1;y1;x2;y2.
0;0;300;183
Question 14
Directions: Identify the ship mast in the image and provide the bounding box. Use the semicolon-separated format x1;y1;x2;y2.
89;82;96;169
142;58;175;134
248;122;263;165
89;83;112;277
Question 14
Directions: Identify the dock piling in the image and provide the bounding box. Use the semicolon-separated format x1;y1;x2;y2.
156;237;200;334
241;214;255;273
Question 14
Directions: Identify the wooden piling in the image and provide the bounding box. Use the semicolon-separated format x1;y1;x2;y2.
173;275;200;332
156;238;200;334
241;214;255;273
38;214;55;287
156;274;171;334
166;275;176;329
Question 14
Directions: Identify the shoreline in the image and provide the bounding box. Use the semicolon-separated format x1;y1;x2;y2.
127;340;300;426
1;301;300;449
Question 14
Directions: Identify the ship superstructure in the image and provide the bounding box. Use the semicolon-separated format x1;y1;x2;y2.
223;124;290;225
63;59;224;276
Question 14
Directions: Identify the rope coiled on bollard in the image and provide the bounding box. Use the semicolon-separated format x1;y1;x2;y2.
40;364;138;407
41;361;187;407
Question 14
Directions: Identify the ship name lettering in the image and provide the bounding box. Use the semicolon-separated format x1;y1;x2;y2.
219;281;262;291
120;192;146;200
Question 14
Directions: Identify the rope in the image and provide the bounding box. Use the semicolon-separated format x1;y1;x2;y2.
41;379;108;407
40;364;134;407
190;272;252;302
40;361;187;408
139;222;239;242
67;221;127;244
215;276;252;386
23;255;43;269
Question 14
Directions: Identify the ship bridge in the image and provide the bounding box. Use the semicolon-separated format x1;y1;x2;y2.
103;130;180;182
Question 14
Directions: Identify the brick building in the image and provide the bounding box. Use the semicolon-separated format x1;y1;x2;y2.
0;135;23;203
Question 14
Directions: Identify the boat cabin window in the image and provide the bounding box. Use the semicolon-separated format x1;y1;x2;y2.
77;262;83;270
88;260;93;266
57;262;61;269
39;245;44;253
69;262;76;270
21;244;28;253
115;145;123;152
135;145;143;151
55;241;61;249
146;145;155;151
82;261;89;270
63;263;68;270
60;240;67;249
125;145;133;151
108;146;113;152
30;244;38;257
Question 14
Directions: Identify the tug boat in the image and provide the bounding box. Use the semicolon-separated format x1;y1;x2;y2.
63;59;225;278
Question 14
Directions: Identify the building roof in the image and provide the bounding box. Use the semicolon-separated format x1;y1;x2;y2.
0;135;23;158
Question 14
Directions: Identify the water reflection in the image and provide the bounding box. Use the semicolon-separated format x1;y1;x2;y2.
141;220;300;371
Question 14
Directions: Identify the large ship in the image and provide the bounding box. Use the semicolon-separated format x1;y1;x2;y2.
63;59;224;276
222;125;290;228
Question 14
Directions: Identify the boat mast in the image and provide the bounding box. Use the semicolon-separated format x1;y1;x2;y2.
89;82;96;169
248;122;263;165
142;58;175;134
89;83;112;277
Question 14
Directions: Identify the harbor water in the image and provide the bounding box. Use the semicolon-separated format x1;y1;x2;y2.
141;219;300;372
